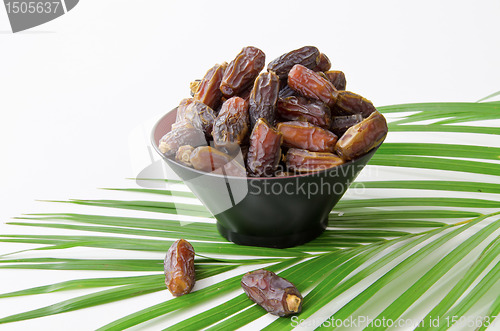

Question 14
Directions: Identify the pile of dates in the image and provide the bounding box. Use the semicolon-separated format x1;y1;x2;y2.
159;46;388;177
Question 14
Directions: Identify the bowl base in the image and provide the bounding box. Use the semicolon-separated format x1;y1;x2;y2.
216;218;327;249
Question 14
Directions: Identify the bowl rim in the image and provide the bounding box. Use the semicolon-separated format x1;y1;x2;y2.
151;108;383;181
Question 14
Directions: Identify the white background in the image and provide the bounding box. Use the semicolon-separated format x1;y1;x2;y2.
1;0;499;330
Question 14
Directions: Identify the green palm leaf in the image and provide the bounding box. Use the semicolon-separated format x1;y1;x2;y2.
1;101;499;330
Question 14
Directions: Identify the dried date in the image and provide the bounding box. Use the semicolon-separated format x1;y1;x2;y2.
278;84;296;98
212;96;250;152
330;114;363;137
288;64;338;107
267;46;320;80
325;70;346;90
277;121;338;152
277;96;331;129
247;118;282;177
241;269;302;317
335;111;388;160
164;239;195;297
332;90;376;117
176;100;217;137
312;52;331;72
286;148;344;172
175;145;195;167
220;46;265;97
194;62;227;109
159;123;206;157
249;71;280;128
190;146;246;177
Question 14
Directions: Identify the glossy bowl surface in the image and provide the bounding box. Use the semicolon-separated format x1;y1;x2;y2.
152;109;381;248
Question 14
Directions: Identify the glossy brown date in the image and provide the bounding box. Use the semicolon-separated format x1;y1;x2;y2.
190;146;246;177
159;123;206;157
247;118;282;177
267;46;320;80
164;239;195;297
176;99;217;137
249;71;280;128
278;84;296;98
287;64;338;107
335;111;388;160
286;148;344;172
212;96;250;152
277;121;338;152
330;114;363;137
241;269;302;317
220;46;265;97
324;70;346;90
312;53;331;72
277;96;331;129
194;62;227;109
333;90;376;117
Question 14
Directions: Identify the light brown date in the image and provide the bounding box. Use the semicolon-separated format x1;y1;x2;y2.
176;100;217;137
212;96;250;153
333;90;376;117
335;111;388;160
241;269;302;317
175;145;195;167
325;70;346;90
277;96;331;129
190;146;246;177
194;62;227;109
247;118;282;177
286;148;344;172
277;121;338;152
159;123;206;157
267;46;320;80
287;64;338;107
249;71;280;128
164;239;195;297
220;46;265;97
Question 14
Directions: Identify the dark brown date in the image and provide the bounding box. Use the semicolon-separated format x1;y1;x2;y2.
267;46;320;80
241;269;302;317
175;145;195;167
212;96;250;152
190;146;246;177
325;70;346;90
286;148;344;172
278;84;296;98
247;118;282;177
164;239;195;297
159;123;206;157
335;111;388;160
277;96;331;129
277;121;338;152
288;64;338;107
249;71;280;128
332;90;376;117
312;53;331;72
220;46;265;97
194;62;227;109
330;114;363;137
176;100;217;137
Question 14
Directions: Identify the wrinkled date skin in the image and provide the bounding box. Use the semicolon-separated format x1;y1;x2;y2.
312;53;331;72
176;100;217;137
335;111;388;160
164;239;196;297
212;96;250;152
190;146;246;177
247;118;282;177
249;71;280;128
220;46;265;98
325;70;346;90
175;145;195;167
330;114;363;137
277;96;331;129
288;64;338;107
159;123;207;157
267;46;320;80
241;269;303;317
286;148;344;172
278;84;296;98
194;62;227;109
278;121;338;152
333;90;376;117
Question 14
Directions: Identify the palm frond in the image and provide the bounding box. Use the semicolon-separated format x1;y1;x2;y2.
1;101;499;330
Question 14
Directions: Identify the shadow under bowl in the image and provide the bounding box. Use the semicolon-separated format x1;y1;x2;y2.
152;109;381;248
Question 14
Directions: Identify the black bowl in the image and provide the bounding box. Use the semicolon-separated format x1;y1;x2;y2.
152;109;381;248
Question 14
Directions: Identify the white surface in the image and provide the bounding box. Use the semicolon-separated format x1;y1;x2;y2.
1;0;500;330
